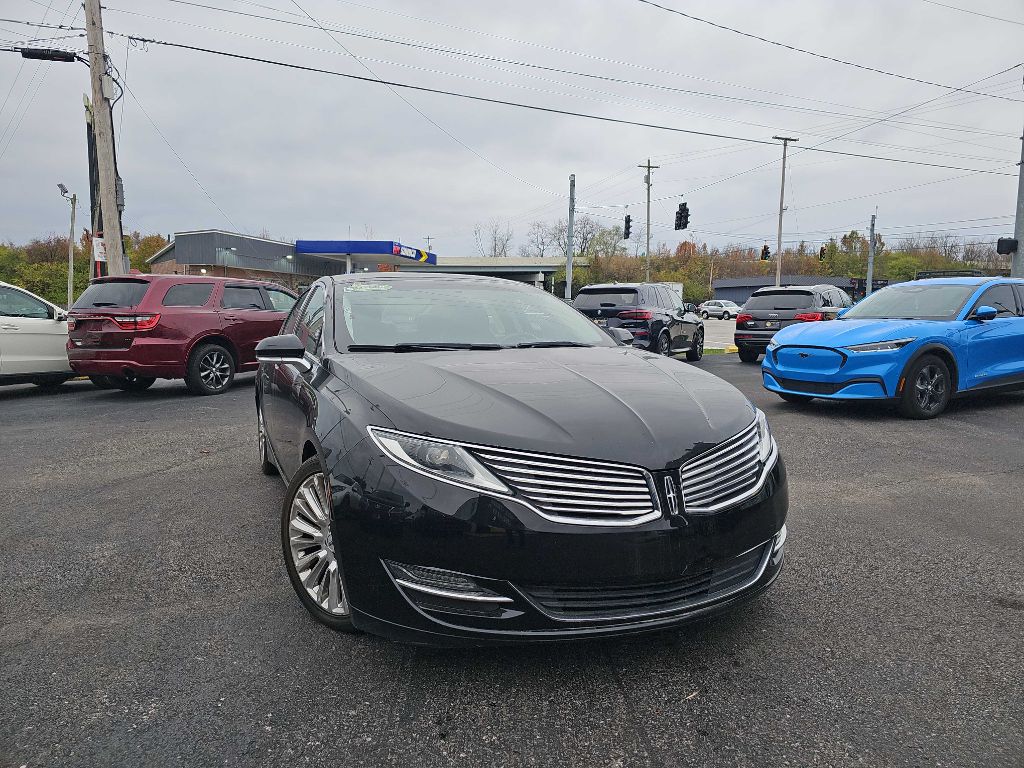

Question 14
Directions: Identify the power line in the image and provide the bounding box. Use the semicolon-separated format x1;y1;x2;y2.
105;32;1019;180
284;0;558;198
919;0;1024;26
117;1;1018;140
634;0;1023;102
119;80;239;231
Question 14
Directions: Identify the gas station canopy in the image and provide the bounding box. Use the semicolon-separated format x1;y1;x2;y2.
294;240;437;271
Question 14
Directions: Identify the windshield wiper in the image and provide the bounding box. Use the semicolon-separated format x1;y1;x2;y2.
514;341;594;348
347;343;503;352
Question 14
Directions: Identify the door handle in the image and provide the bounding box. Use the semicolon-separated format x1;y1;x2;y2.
0;324;18;330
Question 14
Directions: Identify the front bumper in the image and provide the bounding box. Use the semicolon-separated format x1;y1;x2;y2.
762;343;904;400
329;443;788;646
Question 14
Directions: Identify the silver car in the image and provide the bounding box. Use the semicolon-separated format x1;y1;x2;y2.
698;300;741;320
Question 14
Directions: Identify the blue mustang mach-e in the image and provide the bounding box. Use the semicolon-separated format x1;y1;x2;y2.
761;277;1024;418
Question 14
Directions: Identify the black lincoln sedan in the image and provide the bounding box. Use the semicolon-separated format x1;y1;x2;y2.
255;273;787;645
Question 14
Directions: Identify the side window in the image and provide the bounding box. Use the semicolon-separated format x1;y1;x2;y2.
162;283;214;307
222;286;267;310
976;284;1020;318
296;285;326;355
819;290;834;308
0;287;49;318
264;287;297;312
281;290;310;334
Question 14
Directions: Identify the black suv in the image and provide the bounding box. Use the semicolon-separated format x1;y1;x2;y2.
734;284;852;363
573;283;704;360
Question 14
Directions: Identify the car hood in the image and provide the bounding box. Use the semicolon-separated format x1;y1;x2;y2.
772;318;954;348
331;347;756;470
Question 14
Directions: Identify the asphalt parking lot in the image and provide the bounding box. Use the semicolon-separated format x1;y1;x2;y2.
2;359;1022;768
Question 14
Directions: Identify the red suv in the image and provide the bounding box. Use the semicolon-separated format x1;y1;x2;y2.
67;274;297;395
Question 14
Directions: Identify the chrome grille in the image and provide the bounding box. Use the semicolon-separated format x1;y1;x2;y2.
679;420;763;513
471;445;659;525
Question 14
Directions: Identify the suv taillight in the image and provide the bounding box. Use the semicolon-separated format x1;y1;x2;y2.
67;317;76;331
111;314;160;331
794;312;824;322
736;313;752;324
619;309;654;320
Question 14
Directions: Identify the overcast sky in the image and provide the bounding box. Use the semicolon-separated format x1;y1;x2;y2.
0;0;1021;256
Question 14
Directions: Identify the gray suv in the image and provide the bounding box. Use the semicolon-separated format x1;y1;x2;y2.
734;284;853;363
698;299;741;319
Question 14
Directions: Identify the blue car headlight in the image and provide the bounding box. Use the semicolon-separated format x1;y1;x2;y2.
767;337;780;351
845;338;916;353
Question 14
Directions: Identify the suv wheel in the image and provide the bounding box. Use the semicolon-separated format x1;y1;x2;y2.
257;404;278;476
738;347;760;364
281;457;356;632
899;354;950;419
186;343;235;395
722;311;732;320
655;331;671;356
701;310;709;319
685;328;704;362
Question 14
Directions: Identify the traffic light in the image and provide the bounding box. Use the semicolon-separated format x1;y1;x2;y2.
674;202;690;231
761;244;771;260
623;214;632;239
819;245;827;261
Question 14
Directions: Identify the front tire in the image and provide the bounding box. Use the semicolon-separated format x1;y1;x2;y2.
185;343;235;395
738;347;760;364
685;329;704;361
281;457;356;632
899;354;950;419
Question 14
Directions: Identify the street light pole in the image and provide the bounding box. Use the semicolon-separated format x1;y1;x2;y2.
59;184;77;308
772;136;798;287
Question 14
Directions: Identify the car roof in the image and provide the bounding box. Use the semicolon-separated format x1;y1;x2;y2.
91;274;279;286
578;283;647;290
903;276;1020;286
751;285;827;293
326;272;531;288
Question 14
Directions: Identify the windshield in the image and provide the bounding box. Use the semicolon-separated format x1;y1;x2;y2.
573;289;638;309
744;291;814;310
842;283;977;320
73;280;149;309
334;279;615;350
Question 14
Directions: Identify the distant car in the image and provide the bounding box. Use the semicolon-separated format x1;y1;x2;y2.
698;299;741;320
573;282;705;360
0;281;74;388
734;284;852;363
762;277;1024;418
67;274;297;394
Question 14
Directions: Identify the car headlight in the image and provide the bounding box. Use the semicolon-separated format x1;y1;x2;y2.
368;427;510;495
754;408;774;463
845;338;916;353
767;337;780;350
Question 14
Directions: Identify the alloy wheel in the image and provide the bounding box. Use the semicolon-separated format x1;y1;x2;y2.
287;472;349;616
914;364;946;413
657;333;671;355
199;350;231;390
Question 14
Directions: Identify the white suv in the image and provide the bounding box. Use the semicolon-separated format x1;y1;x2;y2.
698;300;741;320
0;281;74;388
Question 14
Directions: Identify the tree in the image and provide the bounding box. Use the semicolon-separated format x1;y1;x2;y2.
518;221;556;258
474;220;514;257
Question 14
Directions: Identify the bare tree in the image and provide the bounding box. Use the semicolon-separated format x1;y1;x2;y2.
474;220;514;257
518;220;555;258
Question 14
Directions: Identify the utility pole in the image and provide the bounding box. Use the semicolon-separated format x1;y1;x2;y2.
564;174;575;300
866;213;877;297
638;159;659;282
84;0;126;274
424;235;434;252
772;136;797;287
60;185;77;308
1012;118;1024;278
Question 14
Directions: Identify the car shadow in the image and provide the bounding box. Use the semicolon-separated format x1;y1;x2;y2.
0;374;256;403
763;387;1024;422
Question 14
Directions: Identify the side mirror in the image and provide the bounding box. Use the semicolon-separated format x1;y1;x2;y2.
256;333;310;369
971;305;997;322
606;327;635;345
